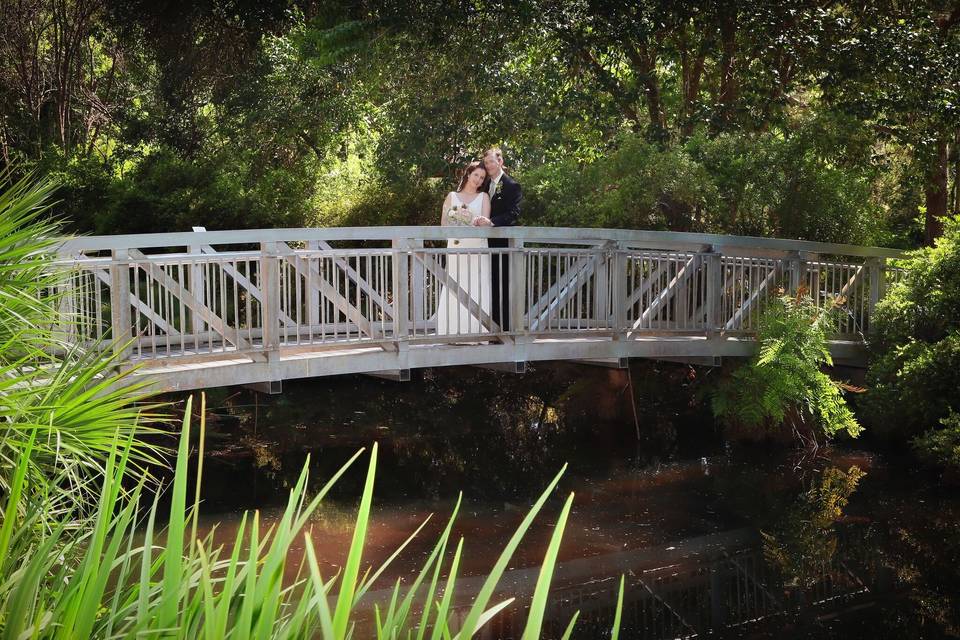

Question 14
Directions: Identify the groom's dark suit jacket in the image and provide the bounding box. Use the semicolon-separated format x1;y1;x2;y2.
489;172;522;229
488;173;521;331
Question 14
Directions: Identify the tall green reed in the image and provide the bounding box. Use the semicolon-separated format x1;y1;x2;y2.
0;393;625;638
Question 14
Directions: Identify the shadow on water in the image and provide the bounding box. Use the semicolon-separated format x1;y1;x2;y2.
156;361;960;639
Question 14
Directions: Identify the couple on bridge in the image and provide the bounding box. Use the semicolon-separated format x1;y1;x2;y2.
437;147;522;336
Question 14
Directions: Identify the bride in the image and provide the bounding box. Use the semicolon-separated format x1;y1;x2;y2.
436;161;493;336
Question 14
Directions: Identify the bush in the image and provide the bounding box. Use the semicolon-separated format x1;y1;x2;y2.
314;177;444;228
913;412;960;472
712;293;862;444
864;216;960;440
689;112;882;244
522;134;719;231
521;112;887;245
96;149;318;234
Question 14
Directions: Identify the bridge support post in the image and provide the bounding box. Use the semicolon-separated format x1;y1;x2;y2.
110;248;132;361
260;242;282;381
705;247;723;336
607;242;629;340
55;250;77;346
508;238;528;363
391;239;411;362
611;242;628;338
788;251;810;294
410;239;425;334
189;227;208;337
867;257;886;332
306;240;321;327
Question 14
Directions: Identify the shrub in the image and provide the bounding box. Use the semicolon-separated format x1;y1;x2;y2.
0;169;162;498
712;293;862;444
522;113;886;245
522;134;719;231
864;216;960;441
912;412;960;472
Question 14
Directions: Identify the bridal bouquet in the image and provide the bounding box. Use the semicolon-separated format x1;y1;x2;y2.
448;203;472;226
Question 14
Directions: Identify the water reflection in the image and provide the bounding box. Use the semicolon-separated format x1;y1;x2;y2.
162;361;960;638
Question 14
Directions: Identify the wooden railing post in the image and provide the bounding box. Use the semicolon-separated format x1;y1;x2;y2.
261;242;281;356
788;251;804;294
867;257;886;332
612;242;628;336
391;238;410;344
705;246;723;335
593;240;616;333
509;238;526;336
189;227;207;336
409;239;425;333
110;248;132;360
55;250;77;346
306;240;322;328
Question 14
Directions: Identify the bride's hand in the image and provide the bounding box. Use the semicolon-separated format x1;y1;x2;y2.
473;216;493;227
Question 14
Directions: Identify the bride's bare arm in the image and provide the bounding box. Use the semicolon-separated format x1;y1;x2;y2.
472;193;493;226
440;193;452;226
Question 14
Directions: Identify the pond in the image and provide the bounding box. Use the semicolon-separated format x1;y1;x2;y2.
172;361;960;639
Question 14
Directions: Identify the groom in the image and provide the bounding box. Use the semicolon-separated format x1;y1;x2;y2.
481;146;521;332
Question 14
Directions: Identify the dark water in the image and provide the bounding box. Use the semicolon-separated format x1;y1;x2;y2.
174;361;960;639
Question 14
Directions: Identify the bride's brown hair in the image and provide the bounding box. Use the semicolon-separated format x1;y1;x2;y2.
456;161;487;192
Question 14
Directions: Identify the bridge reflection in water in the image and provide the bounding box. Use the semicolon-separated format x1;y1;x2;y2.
359;528;875;639
55;226;903;392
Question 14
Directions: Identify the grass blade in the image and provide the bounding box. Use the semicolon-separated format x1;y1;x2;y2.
332;442;378;638
611;575;625;640
559;610;580;640
521;491;575;640
454;464;567;639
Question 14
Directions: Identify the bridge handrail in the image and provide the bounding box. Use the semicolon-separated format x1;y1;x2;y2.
57;226;907;259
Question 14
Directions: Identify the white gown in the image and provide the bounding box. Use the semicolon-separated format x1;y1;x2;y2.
436;192;491;336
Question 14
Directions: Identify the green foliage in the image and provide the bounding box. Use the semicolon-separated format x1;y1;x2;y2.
315;177;443;228
865;217;960;440
0;395;609;638
688;113;883;243
0;171;164;497
523;112;886;243
762;465;865;588
2;0;947;243
522;134;718;231
913;412;960;471
712;293;862;442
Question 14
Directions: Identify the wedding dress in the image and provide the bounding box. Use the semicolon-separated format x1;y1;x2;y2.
436;192;491;336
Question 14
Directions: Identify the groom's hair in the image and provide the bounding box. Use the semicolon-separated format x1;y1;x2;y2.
483;147;503;163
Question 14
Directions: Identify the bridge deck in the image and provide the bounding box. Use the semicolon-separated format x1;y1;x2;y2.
53;226;902;392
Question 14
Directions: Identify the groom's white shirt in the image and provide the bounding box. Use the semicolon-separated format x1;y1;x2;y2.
488;169;505;197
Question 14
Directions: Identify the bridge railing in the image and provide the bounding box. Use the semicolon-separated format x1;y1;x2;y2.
54;227;904;367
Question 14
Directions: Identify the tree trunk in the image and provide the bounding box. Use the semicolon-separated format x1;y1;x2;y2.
952;129;959;218
717;8;739;128
626;42;667;143
574;47;642;127
678;24;706;138
924;137;949;245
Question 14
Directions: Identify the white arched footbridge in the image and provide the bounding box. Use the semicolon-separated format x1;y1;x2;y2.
55;227;904;392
